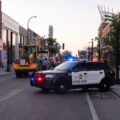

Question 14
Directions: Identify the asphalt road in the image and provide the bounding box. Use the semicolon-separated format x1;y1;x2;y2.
0;74;120;120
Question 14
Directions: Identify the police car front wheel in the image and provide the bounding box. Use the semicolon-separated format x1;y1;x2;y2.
56;82;68;94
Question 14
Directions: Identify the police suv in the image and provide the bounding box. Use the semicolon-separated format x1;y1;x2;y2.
30;61;115;93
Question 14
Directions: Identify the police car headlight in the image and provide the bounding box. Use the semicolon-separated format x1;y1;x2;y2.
45;74;56;78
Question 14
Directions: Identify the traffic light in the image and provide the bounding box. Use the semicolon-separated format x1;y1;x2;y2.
62;43;65;50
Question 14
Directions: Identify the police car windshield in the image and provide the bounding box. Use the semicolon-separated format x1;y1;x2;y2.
54;61;78;71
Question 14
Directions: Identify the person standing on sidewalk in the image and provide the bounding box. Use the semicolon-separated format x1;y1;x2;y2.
42;58;48;70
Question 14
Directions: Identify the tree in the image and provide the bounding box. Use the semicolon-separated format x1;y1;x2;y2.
62;50;72;56
45;37;60;56
102;14;120;64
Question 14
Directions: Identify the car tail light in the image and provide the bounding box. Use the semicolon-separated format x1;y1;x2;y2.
36;74;45;83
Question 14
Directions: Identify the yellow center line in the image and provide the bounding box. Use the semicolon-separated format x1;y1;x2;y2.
0;93;16;103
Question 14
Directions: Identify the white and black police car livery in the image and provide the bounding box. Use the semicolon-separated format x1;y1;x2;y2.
30;61;115;93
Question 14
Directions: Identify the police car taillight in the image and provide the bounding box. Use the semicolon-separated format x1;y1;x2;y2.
36;74;45;83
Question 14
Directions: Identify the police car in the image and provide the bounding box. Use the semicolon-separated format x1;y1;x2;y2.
30;61;115;93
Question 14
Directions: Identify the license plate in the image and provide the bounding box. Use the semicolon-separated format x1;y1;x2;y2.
21;59;25;65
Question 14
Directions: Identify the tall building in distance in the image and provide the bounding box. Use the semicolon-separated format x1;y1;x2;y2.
48;25;53;38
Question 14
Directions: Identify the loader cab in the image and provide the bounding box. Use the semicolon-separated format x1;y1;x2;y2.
18;45;39;66
19;45;38;59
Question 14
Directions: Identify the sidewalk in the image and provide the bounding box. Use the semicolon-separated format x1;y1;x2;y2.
0;66;14;77
111;84;120;97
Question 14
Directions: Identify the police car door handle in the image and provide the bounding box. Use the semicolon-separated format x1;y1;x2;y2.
84;73;87;75
100;72;103;74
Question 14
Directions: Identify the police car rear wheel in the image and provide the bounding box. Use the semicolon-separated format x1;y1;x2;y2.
41;88;49;93
99;80;110;92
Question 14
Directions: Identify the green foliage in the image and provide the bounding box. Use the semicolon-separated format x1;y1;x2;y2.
78;50;87;59
103;14;120;64
45;37;60;56
62;50;72;56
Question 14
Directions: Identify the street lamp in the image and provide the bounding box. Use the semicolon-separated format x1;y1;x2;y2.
27;16;37;44
98;37;101;61
91;39;94;61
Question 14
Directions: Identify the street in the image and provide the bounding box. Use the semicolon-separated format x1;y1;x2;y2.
0;74;120;120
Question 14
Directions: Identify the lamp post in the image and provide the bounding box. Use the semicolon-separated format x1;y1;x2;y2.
87;47;90;60
27;16;37;44
91;39;94;61
98;37;101;61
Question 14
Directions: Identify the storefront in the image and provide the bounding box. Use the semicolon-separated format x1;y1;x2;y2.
1;12;19;66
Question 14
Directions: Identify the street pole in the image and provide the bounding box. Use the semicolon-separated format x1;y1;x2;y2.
27;16;37;45
88;47;90;60
98;38;101;61
116;12;120;83
91;39;94;61
6;29;10;72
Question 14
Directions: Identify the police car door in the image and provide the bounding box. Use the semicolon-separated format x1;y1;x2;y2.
86;63;105;84
72;63;88;85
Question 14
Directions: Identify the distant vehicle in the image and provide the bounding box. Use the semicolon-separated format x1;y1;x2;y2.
30;61;115;93
13;45;40;78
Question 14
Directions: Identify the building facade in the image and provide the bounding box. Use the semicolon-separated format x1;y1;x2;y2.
98;22;112;61
19;26;27;45
48;25;53;38
1;12;19;65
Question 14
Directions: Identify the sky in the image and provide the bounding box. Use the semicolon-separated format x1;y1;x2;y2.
2;0;120;55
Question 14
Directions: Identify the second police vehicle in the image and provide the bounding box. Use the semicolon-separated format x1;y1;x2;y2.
30;61;115;93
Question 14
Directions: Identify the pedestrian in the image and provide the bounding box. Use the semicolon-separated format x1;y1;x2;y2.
42;58;48;70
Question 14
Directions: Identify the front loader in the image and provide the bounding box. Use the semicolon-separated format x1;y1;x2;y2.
13;45;40;78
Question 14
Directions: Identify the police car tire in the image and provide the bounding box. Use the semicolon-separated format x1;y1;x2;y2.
99;79;110;92
56;82;68;94
41;88;49;93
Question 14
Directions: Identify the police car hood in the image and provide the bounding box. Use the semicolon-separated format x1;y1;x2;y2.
36;69;67;74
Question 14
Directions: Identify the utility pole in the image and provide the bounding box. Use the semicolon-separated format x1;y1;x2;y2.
91;39;94;61
116;12;120;83
98;38;101;61
6;30;10;72
0;0;2;66
88;47;90;60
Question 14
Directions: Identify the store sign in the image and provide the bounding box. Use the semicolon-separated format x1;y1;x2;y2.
0;40;3;50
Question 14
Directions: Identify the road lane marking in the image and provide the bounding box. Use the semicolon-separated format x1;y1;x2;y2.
0;88;24;103
86;93;99;120
0;93;16;103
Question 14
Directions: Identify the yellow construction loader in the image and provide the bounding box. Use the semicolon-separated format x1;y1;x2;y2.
13;45;41;78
